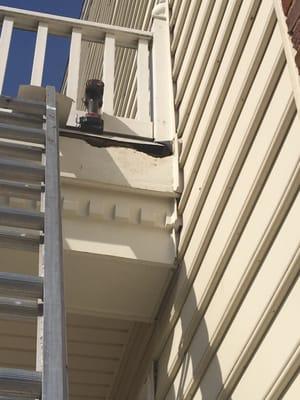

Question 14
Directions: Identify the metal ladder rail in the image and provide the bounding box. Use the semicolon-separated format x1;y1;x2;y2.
0;86;68;400
42;86;68;400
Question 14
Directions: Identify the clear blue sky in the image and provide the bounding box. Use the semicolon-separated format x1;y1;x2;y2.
0;0;84;95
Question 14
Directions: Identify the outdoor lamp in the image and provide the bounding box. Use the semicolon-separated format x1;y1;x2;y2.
79;79;104;133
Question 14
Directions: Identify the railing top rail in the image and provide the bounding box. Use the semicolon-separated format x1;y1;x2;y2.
0;6;152;48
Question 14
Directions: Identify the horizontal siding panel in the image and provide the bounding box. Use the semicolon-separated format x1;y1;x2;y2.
193;194;300;399
69;370;114;386
156;65;298;398
171;0;193;54
142;1;300;399
170;0;184;28
177;0;258;153
152;23;287;362
231;276;300;400
282;372;300;400
179;17;283;254
176;0;228;117
179;1;274;211
172;0;213;78
165;193;300;400
67;341;122;359
179;26;284;260
165;29;285;331
69;383;109;398
67;326;129;345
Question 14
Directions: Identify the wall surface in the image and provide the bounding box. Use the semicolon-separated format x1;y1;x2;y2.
135;0;300;399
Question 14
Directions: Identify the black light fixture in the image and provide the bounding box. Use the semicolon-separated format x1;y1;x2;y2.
79;79;104;133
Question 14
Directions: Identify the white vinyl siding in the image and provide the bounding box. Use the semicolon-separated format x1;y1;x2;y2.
149;1;300;399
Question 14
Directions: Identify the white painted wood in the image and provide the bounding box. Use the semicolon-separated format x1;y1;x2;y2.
0;6;152;48
137;39;151;122
151;1;176;141
103;33;116;115
31;23;48;86
66;28;82;104
0;17;14;94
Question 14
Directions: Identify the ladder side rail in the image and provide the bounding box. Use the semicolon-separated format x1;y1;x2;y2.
43;86;68;400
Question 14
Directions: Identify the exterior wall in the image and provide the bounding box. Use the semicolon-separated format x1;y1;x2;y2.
135;0;300;399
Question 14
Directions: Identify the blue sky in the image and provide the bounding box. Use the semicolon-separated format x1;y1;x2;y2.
0;0;84;95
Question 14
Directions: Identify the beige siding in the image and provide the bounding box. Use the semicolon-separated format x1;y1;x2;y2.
150;1;300;399
79;1;300;398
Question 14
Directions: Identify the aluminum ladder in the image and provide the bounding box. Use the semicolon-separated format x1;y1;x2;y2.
0;86;68;400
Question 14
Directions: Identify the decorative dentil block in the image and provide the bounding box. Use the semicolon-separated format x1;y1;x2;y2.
113;203;130;222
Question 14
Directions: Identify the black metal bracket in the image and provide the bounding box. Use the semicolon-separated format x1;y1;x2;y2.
60;127;173;158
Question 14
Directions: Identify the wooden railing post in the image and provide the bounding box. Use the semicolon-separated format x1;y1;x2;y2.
137;39;151;122
103;33;116;115
31;22;48;86
67;28;82;116
151;0;175;141
0;17;14;94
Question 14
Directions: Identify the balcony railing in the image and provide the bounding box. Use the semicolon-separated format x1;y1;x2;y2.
0;5;177;141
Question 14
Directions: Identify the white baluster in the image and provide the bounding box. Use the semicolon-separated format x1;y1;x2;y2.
103;33;116;115
67;28;82;107
0;17;14;94
137;39;151;122
31;22;48;86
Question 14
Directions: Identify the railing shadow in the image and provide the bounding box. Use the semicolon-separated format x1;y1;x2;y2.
162;258;229;400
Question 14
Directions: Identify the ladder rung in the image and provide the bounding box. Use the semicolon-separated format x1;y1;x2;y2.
0;208;44;230
0;180;41;201
0;110;44;129
0;95;45;115
0;298;42;318
0;397;35;400
0;159;44;184
0;273;43;300
0;141;43;162
0;229;41;251
0;124;45;145
0;369;42;398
